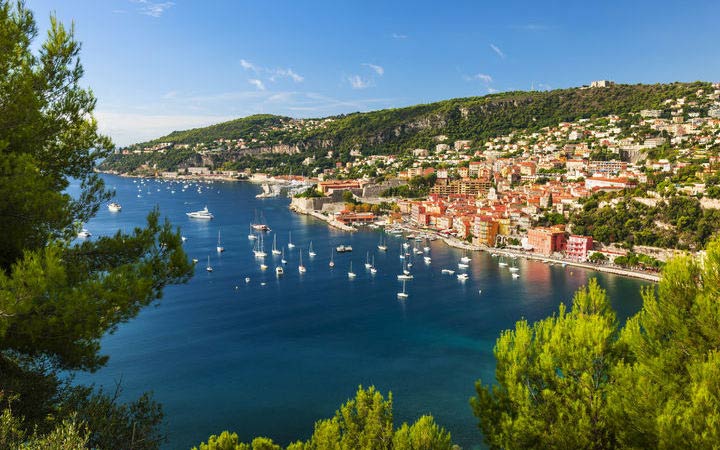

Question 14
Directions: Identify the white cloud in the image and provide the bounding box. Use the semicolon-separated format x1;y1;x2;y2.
348;75;372;89
248;79;266;91
162;90;177;99
488;87;499;94
270;68;304;83
391;33;408;39
490;44;506;59
362;63;384;76
474;73;493;83
131;0;175;18
240;59;259;72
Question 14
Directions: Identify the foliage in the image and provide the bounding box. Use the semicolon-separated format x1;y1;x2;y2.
0;2;193;448
381;174;436;198
194;387;456;450
473;236;720;449
294;186;324;198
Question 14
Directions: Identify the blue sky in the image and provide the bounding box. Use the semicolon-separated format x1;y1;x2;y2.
26;0;720;146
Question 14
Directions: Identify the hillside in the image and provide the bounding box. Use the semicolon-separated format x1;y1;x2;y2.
100;82;712;174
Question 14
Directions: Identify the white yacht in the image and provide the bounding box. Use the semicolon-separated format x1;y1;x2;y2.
441;269;455;275
108;202;122;212
253;235;267;258
275;266;284;276
309;242;316;257
287;231;295;249
271;234;282;255
397;279;409;299
186;206;214;220
458;262;469;269
298;250;306;273
370;256;377;275
348;261;356;279
77;228;91;238
281;248;287;265
457;273;469;281
329;248;335;268
206;256;213;272
377;235;388;251
364;252;372;269
216;229;225;253
511;272;520;279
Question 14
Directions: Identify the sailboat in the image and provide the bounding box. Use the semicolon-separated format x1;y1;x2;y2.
206;255;213;272
397;279;409;299
498;255;508;267
248;228;257;240
460;249;471;263
370;256;377;275
287;231;295;249
377;235;388;251
216;229;225;253
298;250;306;273
251;210;270;232
348;261;356;278
364;251;372;269
271;234;282;255
397;259;413;280
253;234;267;258
329;248;335;268
399;244;405;259
275;265;284;276
309;241;316;257
281;248;287;265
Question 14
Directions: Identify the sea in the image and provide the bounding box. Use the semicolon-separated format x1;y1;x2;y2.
71;174;648;449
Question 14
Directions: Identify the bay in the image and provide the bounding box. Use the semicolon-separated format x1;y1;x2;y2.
72;174;648;449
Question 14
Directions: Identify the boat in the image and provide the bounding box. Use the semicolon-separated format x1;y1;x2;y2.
441;269;455;275
397;279;409;299
329;248;335;268
248;231;257;240
498;256;508;267
511;272;520;279
377;235;388;251
287;231;295;248
457;273;469;281
250;210;270;231
271;234;281;255
216;229;225;253
424;256;432;264
245;277;250;283
460;250;471;263
108;202;122;212
77;228;91;238
370;256;377;275
281;249;287;265
402;242;410;249
192;258;199;264
181;236;187;242
509;266;519;273
336;245;353;253
397;259;413;280
253;235;267;258
260;263;268;271
347;261;356;279
458;262;469;269
309;242;316;257
186;206;214;219
364;252;372;269
275;266;284;276
206;256;213;272
298;250;306;273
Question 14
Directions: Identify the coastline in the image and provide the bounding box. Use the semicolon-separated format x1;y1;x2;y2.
289;203;356;232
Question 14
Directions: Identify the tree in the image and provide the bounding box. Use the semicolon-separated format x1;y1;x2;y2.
471;279;621;449
0;2;193;446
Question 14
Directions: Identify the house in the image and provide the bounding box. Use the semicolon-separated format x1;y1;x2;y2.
527;227;567;255
472;216;499;247
566;235;594;261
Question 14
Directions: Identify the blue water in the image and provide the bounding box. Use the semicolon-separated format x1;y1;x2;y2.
73;175;648;449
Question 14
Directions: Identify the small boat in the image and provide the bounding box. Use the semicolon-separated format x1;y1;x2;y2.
108;202;122;212
329;248;335;268
287;231;295;249
309;242;316;257
441;269;455;275
260;263;268;271
457;273;469;281
370;256;377;274
424;256;431;264
181;236;187;242
402;242;410;249
253;235;267;258
509;266;519;273
511;272;520;279
336;245;353;253
397;279;409;299
298;251;306;273
275;266;284;276
281;249;287;265
186;206;214;219
192;258;199;264
458;263;469;269
250;210;270;231
77;228;91;238
216;229;225;253
248;232;258;240
206;256;213;272
460;252;471;263
271;234;282;255
364;252;372;269
245;277;251;283
348;261;356;279
498;256;509;267
378;235;388;251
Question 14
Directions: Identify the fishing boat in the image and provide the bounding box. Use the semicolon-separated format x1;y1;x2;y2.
275;266;284;276
298;250;306;273
186;206;214;220
287;231;295;249
441;269;455;275
397;279;409;299
309;242;316;257
329;248;335;268
206;256;213;272
216;229;225;253
364;252;372;269
108;202;122;212
281;249;287;264
347;261;356;279
271;234;282;255
377;235;388;251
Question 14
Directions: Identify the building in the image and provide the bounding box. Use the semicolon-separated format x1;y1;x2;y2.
566;235;594;261
472;216;499;247
527;227;567;255
336;211;376;225
590;80;615;88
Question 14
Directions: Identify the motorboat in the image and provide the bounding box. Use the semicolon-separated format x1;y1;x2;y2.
108;202;122;212
457;273;469;281
336;245;353;253
186;206;214;220
441;269;455;275
275;266;284;276
77;228;91;238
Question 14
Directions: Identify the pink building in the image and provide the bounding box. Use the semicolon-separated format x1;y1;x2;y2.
566;235;594;261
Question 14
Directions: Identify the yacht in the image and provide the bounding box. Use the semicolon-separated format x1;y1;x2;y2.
108;202;122;212
511;272;520;279
206;256;213;272
308;242;316;257
216;229;225;253
281;249;287;265
245;277;251;283
260;263;268;271
397;260;413;280
370;257;377;275
287;231;295;249
253;235;267;258
348;261;356;279
457;273;469;281
423;256;432;264
329;248;335;268
509;266;519;273
275;266;284;276
364;252;372;269
77;228;91;238
441;269;455;275
458;262;469;269
271;234;282;255
336;245;352;253
460;250;471;263
397;279;409;299
248;230;258;240
377;235;388;251
250;210;270;231
186;206;214;220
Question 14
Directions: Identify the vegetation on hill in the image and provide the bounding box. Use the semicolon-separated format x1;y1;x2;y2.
0;3;192;448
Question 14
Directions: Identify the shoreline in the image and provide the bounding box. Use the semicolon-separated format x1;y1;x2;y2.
289;204;356;232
